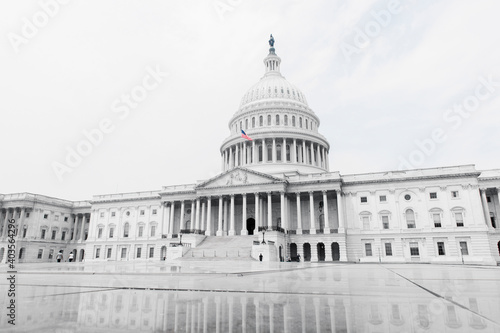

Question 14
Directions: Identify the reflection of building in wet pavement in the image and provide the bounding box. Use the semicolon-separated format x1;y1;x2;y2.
5;265;498;332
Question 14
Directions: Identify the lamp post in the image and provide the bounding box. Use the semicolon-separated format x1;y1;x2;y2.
261;228;266;244
179;234;183;246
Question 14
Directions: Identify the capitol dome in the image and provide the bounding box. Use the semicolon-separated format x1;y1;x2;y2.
220;35;331;176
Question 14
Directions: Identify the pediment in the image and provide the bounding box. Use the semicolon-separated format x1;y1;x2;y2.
197;167;285;189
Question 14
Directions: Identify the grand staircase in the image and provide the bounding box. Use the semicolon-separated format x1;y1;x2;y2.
181;235;256;261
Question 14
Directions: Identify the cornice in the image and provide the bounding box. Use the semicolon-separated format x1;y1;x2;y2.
341;172;482;186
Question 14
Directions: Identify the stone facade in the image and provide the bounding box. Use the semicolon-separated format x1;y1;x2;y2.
1;40;500;265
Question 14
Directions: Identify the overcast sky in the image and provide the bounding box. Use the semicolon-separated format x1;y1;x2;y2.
1;0;500;201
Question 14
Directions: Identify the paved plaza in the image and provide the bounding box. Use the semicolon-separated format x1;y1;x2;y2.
1;261;500;332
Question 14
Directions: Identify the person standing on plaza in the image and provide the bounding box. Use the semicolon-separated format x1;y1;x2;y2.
68;252;74;262
56;251;63;262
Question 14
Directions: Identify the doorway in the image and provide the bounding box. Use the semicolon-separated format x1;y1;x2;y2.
317;243;325;261
247;218;255;235
332;242;340;261
303;243;311;262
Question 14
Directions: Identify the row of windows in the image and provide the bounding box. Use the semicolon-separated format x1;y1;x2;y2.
98;224;157;239
42;213;69;221
98;209;158;218
360;191;462;204
360;208;466;230
94;246;155;259
234;114;316;133
364;241;469;257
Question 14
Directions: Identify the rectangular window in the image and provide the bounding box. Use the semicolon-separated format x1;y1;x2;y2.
41;229;46;239
379;195;387;202
410;242;419;256
95;248;100;259
43;214;48;219
98;228;103;238
51;230;56;240
136;247;142;258
61;231;66;241
121;248;127;259
107;248;112;259
385;243;392;256
430;192;437;199
150;226;156;237
365;243;372;256
26;212;30;218
382;216;389;229
360;197;368;203
111;211;116;217
433;213;441;227
149;247;155;258
109;228;114;238
54;215;59;221
486;196;491;203
437;242;446;255
140;210;145;215
23;227;28;238
362;216;370;230
138;226;143;237
455;212;464;227
37;249;43;259
460;241;469;255
451;191;459;198
48;249;54;259
152;209;157;215
100;212;104;217
64;216;68;222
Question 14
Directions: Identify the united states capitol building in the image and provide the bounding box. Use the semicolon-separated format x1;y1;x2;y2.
1;37;500;266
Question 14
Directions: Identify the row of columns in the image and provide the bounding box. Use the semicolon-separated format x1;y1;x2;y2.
222;138;329;171
162;190;345;237
479;188;500;228
154;295;350;333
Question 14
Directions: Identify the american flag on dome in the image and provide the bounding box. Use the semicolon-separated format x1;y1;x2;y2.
241;130;253;141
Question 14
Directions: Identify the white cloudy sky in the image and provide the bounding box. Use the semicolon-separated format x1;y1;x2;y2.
1;0;500;201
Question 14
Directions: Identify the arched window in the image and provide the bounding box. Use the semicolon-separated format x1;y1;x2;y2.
252;117;255;128
276;114;280;125
286;145;290;162
258;145;263;162
259;116;263;126
406;209;416;228
123;223;129;237
284;115;288;125
299;117;303;128
267;115;271;125
276;144;282;161
292;116;296;127
306;119;308;129
267;145;272;162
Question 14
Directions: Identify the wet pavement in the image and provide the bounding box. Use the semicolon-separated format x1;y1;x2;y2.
1;261;499;332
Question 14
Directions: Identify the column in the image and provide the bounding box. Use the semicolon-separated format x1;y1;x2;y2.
241;297;247;333
229;147;233;169
206;197;212;236
190;201;195;230
283;138;287;162
229;194;235;235
263;139;268;163
1;210;7;238
323;191;330;233
217;196;223;236
252;140;256;164
221;151;225;171
203;298;209;333
17;208;25;238
169;202;175;235
195;198;201;231
223;199;228;234
201;200;206;232
310;141;316;165
235;143;239;167
296;193;302;234
302;140;307;164
480;189;491;227
322;147;326;168
69;214;75;240
80;214;86;241
161;202;168;236
254;193;259;233
243;142;247;165
337;191;345;232
180;201;186;231
309;192;316;234
325;150;329;170
273;138;277;162
280;192;285;231
267;192;272;228
241;194;248;235
316;144;321;167
293;138;297;163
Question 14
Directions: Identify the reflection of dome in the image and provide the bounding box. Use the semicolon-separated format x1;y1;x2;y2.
220;37;331;176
